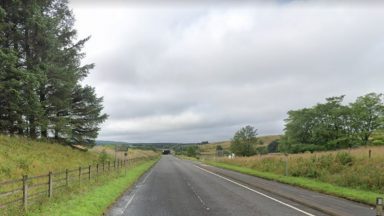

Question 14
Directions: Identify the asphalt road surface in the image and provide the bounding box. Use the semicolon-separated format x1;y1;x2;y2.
107;155;374;216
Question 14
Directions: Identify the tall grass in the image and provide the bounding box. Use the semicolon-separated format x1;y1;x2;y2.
217;146;384;194
0;136;99;181
0;135;159;182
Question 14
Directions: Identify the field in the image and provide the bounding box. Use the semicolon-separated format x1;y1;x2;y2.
199;135;281;157
91;145;159;160
214;145;384;194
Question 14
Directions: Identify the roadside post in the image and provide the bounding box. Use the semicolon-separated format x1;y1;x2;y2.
284;153;289;176
124;152;128;175
376;197;383;216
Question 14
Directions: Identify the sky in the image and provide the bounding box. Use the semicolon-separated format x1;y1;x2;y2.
69;1;384;143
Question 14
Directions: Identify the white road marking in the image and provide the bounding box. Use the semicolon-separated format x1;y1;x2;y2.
122;193;136;212
120;169;153;215
187;181;210;211
194;165;316;216
142;169;153;184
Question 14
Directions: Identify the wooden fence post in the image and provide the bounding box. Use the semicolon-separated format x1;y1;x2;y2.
88;165;91;181
96;164;99;176
124;160;127;175
22;175;28;211
78;167;82;184
102;162;105;172
108;161;110;172
48;172;53;198
65;169;69;186
114;160;116;170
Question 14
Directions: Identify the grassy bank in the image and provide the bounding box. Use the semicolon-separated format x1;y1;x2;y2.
0;135;160;182
0;135;100;181
91;145;159;160
206;161;380;205
216;147;384;193
27;158;158;216
205;148;384;206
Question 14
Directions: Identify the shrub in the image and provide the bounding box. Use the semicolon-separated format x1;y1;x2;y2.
17;158;30;172
267;141;279;153
256;146;268;155
98;150;108;163
335;152;353;166
289;144;325;153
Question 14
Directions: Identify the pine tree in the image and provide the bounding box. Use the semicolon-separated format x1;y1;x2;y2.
70;85;107;146
0;0;107;144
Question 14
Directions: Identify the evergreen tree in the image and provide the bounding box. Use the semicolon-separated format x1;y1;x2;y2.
0;0;107;145
70;85;107;146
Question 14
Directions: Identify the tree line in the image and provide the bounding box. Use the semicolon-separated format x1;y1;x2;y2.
281;93;384;153
229;93;384;156
0;0;107;146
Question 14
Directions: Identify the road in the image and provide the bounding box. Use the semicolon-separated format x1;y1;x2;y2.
107;155;374;216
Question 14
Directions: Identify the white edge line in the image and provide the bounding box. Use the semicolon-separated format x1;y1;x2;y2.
194;165;315;216
122;193;136;213
142;169;153;184
121;169;153;214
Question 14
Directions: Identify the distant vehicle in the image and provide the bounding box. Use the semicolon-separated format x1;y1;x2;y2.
162;149;171;155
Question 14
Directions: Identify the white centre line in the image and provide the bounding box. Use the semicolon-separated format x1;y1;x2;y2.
194;165;315;216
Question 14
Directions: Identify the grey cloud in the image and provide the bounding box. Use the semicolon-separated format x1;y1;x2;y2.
71;3;384;142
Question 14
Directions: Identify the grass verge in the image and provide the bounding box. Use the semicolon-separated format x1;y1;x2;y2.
26;158;158;216
205;161;380;206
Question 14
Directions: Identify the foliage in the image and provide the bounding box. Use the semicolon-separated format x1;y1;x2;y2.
230;125;259;156
174;145;200;158
284;93;384;152
255;146;268;155
350;93;384;145
98;150;109;163
214;146;384;197
216;145;223;151
267;140;279;153
0;0;107;145
186;146;199;158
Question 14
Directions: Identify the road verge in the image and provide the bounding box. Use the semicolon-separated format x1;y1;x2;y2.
26;158;159;216
204;160;379;207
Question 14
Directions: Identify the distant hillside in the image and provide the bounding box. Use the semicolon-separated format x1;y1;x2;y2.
199;135;281;156
96;140;131;145
0;135;100;181
96;140;199;148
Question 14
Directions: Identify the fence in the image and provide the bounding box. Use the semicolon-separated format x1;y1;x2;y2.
0;157;155;211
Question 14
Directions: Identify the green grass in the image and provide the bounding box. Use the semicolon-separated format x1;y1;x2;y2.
205;161;380;206
27;159;158;216
0;135;101;181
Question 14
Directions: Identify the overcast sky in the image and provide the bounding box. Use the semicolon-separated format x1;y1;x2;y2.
69;1;384;143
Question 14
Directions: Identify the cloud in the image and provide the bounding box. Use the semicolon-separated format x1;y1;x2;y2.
71;2;384;142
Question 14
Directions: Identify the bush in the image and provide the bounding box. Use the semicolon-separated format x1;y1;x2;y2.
98;150;108;163
290;156;321;178
289;144;325;154
335;152;353;166
186;146;199;158
267;141;279;153
256;146;268;155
